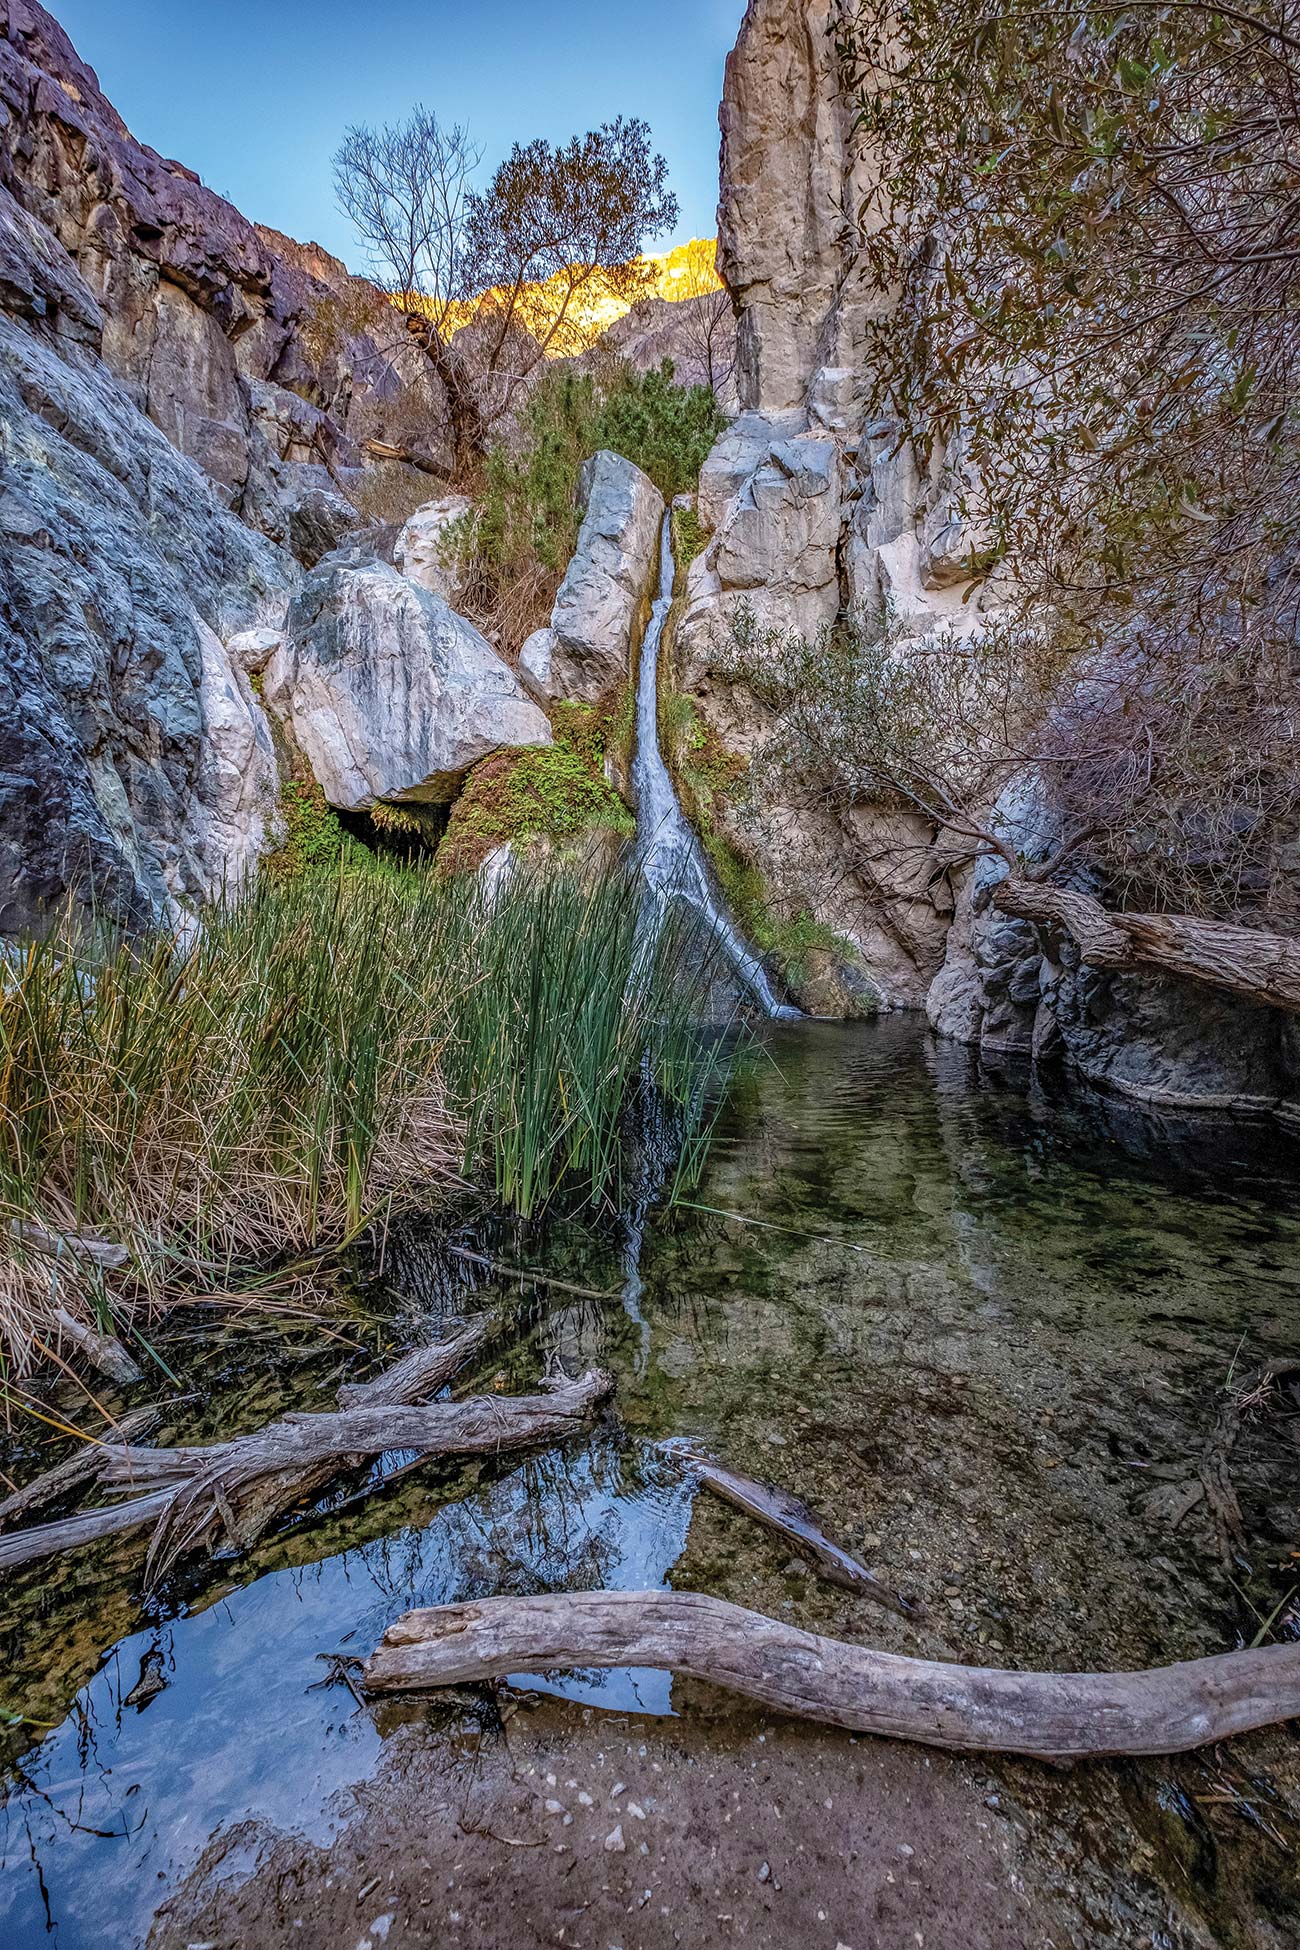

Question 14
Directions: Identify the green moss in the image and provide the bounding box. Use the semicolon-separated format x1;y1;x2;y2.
439;741;635;877
670;503;709;570
552;685;634;778
266;779;348;880
663;689;871;999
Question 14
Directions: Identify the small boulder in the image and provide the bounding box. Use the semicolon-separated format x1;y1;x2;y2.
518;626;557;703
395;495;473;605
266;556;552;810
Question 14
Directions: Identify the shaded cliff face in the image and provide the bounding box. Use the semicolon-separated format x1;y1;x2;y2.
686;0;1299;1120
0;0;446;533
0;175;292;933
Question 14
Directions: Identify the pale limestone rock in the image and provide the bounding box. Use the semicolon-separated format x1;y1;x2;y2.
677;426;841;685
265;557;551;810
184;618;281;897
395;495;473;604
719;0;884;419
518;627;557;703
225;627;282;676
548;451;663;702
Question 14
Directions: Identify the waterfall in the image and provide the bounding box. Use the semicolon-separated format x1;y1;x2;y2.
632;511;801;1021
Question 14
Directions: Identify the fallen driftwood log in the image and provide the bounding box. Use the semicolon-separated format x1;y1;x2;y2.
122;1369;613;1581
0;1406;158;1532
0;1317;612;1582
365;1589;1300;1762
662;1441;910;1616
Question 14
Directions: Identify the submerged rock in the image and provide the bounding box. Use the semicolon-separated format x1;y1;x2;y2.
266;556;552;810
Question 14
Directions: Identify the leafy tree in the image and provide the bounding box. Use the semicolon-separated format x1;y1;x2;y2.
334;108;678;481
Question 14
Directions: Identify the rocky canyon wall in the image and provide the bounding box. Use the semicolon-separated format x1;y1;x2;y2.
685;0;1298;1122
0;1;547;932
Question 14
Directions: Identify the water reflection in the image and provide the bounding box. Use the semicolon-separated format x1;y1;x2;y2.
2;1016;1299;1945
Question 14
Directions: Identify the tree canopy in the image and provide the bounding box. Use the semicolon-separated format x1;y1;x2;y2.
334;108;678;477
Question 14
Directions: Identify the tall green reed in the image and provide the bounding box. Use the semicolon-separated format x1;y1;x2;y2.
0;861;737;1375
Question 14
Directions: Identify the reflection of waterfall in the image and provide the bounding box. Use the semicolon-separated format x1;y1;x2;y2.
632;511;801;1020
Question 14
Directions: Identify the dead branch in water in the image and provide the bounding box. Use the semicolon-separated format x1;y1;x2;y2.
1200;1358;1300;1568
0;1313;553;1580
0;1406;158;1531
365;1589;1300;1762
0;1363;611;1582
51;1308;142;1386
661;1442;912;1617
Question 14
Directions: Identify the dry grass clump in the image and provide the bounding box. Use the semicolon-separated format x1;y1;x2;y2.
0;872;461;1379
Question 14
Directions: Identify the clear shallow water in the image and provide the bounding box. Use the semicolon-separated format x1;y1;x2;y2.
2;1017;1300;1946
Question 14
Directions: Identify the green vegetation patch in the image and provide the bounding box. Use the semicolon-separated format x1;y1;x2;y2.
665;689;869;999
439;728;634;880
265;779;349;880
670;502;709;571
451;360;728;654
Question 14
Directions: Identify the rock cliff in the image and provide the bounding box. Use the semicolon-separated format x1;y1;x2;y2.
0;0;446;541
0;2;558;932
685;0;1298;1120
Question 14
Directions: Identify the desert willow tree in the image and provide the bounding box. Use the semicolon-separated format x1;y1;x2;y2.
333;108;678;482
811;0;1300;1011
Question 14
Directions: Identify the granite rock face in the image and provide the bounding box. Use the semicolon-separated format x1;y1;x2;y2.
719;0;882;424
266;556;552;811
686;0;1298;1111
543;451;664;703
0;225;293;932
0;1;448;548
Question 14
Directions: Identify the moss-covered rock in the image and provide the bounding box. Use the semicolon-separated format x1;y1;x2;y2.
264;779;348;880
438;690;636;876
663;687;876;1013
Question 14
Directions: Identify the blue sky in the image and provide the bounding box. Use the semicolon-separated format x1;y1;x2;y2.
54;1;745;269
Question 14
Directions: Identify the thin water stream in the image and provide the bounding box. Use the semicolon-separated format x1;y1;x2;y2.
633;511;800;1020
2;1021;1299;1946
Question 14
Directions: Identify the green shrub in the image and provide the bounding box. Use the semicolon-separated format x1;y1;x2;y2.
670;502;709;568
439;718;635;877
593;361;726;501
452;360;728;653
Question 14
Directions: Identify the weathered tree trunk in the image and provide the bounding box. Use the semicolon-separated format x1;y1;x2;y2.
361;438;455;483
365;1589;1300;1762
404;316;486;485
993;877;1300;1013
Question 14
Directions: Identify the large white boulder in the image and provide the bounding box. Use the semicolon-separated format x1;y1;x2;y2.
546;451;664;702
265;556;552;809
184;618;281;897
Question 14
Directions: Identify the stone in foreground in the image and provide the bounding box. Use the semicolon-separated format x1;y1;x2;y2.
266;556;552;809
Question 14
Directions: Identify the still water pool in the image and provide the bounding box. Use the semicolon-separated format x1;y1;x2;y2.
2;1019;1299;1946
